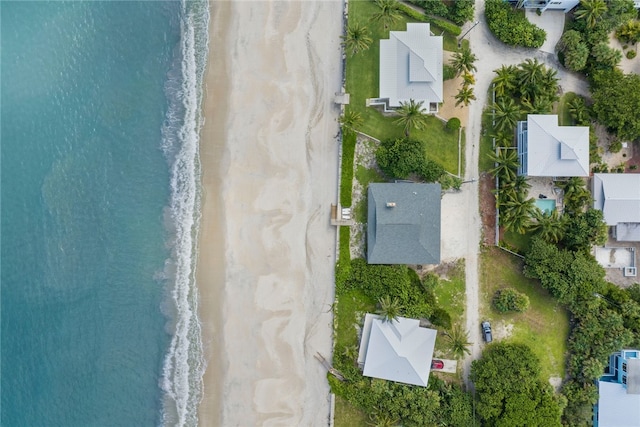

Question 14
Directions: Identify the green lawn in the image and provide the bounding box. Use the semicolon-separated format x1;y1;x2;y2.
354;164;385;223
479;247;568;381
432;260;466;326
502;230;533;254
555;92;578;126
334;396;368;427
335;289;376;353
479;107;495;172
345;0;462;174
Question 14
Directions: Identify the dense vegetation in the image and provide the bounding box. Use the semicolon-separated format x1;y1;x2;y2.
332;258;476;426
471;343;565;426
409;0;475;26
493;287;530;313
484;0;546;48
590;69;640;142
376;137;445;182
524;237;640;424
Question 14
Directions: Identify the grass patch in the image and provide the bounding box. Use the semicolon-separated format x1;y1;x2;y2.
502;230;533;254
335;289;376;354
334;395;368;427
431;261;466;326
479;107;495;173
345;0;460;174
339;226;351;266
479;247;568;381
340;130;357;206
556;92;578;126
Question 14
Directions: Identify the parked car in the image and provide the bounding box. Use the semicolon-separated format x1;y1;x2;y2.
431;359;444;370
482;321;493;343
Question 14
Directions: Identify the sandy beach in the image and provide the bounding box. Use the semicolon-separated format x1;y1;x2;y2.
197;1;344;425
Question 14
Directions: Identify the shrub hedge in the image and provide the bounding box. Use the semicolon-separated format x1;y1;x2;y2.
484;0;546;48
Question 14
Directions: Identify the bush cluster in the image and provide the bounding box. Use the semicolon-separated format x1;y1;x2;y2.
411;0;475;26
484;0;546;48
493;287;530;313
376;137;445;182
396;3;462;36
445;117;461;131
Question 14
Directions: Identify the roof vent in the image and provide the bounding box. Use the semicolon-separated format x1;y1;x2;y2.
386;202;396;208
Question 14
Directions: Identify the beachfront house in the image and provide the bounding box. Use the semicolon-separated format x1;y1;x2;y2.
516;114;589;177
372;23;443;113
357;313;437;387
367;183;441;265
595;349;640;427
592;173;640;242
507;0;580;13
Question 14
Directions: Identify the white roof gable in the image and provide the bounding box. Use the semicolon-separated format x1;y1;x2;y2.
359;313;436;387
525;115;589;177
379;23;443;108
592;174;640;225
598;381;640;427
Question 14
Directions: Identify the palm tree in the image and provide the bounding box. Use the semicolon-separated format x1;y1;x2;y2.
368;413;399;427
493;98;522;132
444;324;471;359
501;190;535;234
450;45;477;76
342;344;359;362
461;72;475;86
530;208;566;243
502;174;530;193
377;296;402;323
493;65;517;98
341;22;373;56
560;177;590;213
489;148;519;181
575;0;608;29
490;131;515;148
371;0;402;31
517;58;546;101
455;85;476;107
567;96;589;125
522;96;554;114
339;109;363;133
394;99;428;136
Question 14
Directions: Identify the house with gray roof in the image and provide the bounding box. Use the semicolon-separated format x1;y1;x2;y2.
357;313;437;387
367;183;441;265
593;173;640;242
516;115;589;177
376;23;443;113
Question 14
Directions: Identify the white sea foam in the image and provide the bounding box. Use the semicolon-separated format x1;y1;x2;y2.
159;1;209;426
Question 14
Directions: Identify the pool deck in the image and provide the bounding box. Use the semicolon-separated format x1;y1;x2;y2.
527;177;564;214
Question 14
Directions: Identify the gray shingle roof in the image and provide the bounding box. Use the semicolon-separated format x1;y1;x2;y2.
367;183;441;265
379;23;443;108
518;115;589;177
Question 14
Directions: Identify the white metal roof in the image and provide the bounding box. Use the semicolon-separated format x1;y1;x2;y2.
592;173;640;226
379;23;443;108
524;115;589;177
359;313;436;387
598;381;640;427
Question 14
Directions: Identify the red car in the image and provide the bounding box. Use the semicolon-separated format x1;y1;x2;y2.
431;359;444;370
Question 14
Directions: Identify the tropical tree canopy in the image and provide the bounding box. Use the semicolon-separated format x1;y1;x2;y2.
394;99;428;136
341;22;373;56
471;342;564;427
371;0;402;30
591;69;640;141
450;45;477;76
493;98;522;132
575;0;608;29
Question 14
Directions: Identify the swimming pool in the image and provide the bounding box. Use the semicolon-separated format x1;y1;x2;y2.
535;199;556;214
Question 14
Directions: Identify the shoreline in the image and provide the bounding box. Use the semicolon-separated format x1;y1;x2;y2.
196;1;231;425
197;1;343;424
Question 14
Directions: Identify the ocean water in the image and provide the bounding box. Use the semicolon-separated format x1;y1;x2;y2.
1;1;209;426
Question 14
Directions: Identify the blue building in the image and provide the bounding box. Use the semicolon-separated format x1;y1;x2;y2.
595;349;640;427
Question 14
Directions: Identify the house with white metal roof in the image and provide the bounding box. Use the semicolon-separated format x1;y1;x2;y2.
592;173;640;242
357;313;437;387
516;114;589;177
376;23;443;113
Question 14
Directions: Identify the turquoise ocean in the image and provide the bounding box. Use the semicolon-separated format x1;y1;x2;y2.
2;1;209;425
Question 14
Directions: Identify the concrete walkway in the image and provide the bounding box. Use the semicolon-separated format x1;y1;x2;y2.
459;0;590;391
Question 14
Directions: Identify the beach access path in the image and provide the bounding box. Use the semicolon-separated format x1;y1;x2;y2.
197;1;344;426
459;0;589;390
